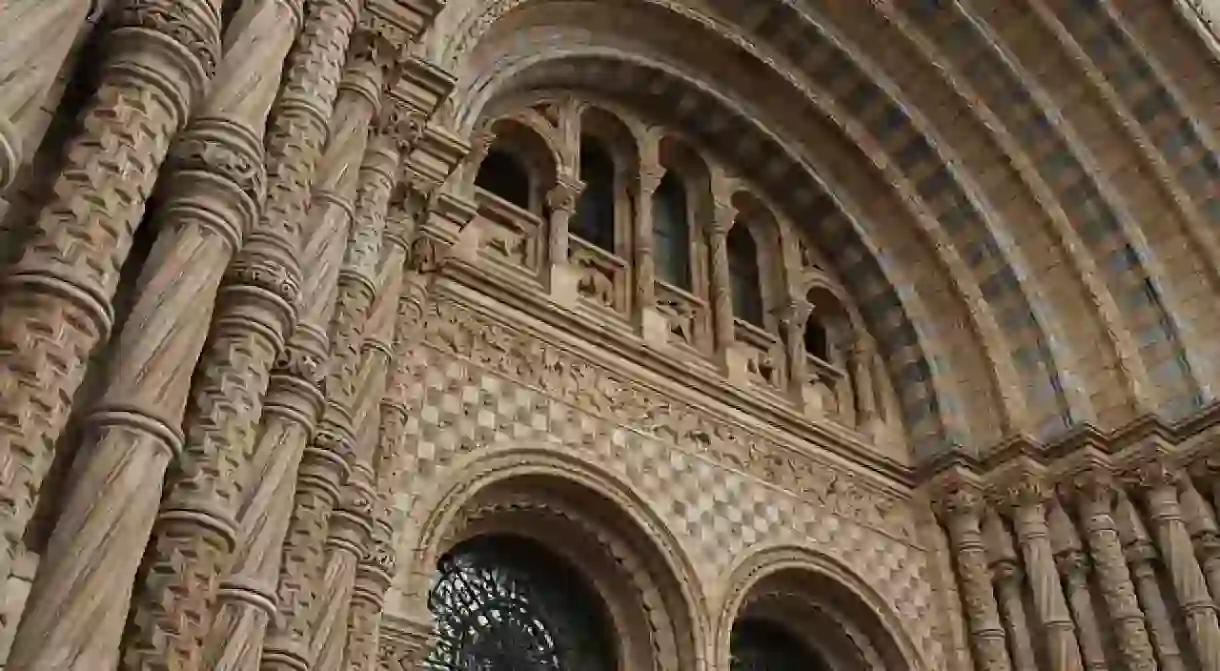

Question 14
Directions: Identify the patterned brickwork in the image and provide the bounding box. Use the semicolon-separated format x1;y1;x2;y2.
385;294;944;669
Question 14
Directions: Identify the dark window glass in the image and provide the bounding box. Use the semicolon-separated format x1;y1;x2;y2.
475;149;532;210
425;535;616;671
727;223;764;326
730;619;830;671
653;172;691;289
573;138;616;251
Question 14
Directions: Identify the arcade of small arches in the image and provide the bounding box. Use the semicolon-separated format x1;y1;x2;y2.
460;97;890;445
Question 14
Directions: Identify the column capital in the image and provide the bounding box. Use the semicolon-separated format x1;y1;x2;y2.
987;460;1052;511
1058;459;1119;507
711;200;737;236
637;163;665;197
929;470;987;521
1122;452;1185;493
547;177;584;214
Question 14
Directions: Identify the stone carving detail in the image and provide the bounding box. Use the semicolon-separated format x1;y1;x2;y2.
419;296;915;541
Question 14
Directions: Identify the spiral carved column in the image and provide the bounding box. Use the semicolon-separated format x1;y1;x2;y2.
1128;455;1220;669
260;22;398;671
994;466;1082;671
1047;502;1107;670
1115;488;1187;671
1059;463;1157;671
932;474;1012;671
0;0;222;624
982;509;1038;671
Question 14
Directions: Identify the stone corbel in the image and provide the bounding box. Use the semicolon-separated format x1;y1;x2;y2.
362;0;446;50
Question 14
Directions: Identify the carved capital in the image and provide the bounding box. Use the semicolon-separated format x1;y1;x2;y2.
1060;463;1119;509
166;119;268;214
930;475;985;521
224;254;302;313
1125;456;1183;492
377;104;426;156
546;178;584;214
115;0;224;78
637;164;665;196
989;464;1050;511
711;200;737;236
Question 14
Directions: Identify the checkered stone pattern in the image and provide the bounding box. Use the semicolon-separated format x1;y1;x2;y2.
389;343;945;669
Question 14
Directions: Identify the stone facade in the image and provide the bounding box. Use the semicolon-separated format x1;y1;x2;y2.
3;1;1220;670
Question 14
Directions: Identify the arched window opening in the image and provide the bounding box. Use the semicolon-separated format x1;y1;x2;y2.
804;318;829;362
727;222;764;326
475;148;532;211
653;171;691;289
573;137;616;251
730;618;831;671
425;534;617;671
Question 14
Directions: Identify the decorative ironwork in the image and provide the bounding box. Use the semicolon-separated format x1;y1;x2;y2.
729;619;829;671
425;535;616;671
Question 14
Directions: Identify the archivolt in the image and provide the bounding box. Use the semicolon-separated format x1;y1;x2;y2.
716;544;926;671
398;445;711;670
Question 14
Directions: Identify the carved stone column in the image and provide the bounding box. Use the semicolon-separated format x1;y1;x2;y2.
781;299;812;405
932;474;1012;671
634;163;662;313
545;176;581;300
850;337;878;435
1059;464;1157;671
1115;488;1187;671
995;465;1083;671
0;0;222;617
982;509;1038;671
709;200;736;354
260;23;398;670
1047;502;1107;670
0;0;98;189
1128;455;1220;669
1180;478;1220;603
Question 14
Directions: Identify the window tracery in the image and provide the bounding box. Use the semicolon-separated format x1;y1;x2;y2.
425;535;617;671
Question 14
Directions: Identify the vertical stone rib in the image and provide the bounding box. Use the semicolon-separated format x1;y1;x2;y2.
0;3;224;668
0;0;96;189
260;25;394;670
1061;465;1157;671
1130;457;1220;669
197;1;363;668
997;468;1083;671
1116;490;1187;671
932;476;1012;671
983;510;1038;671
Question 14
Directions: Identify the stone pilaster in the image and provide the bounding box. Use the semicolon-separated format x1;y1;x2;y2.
0;0;222;627
260;20;399;669
982;509;1038;671
1047;502;1107;670
992;463;1083;671
1115;488;1187;671
708;199;736;354
0;0;100;190
1126;452;1220;669
931;472;1012;671
1059;463;1157;671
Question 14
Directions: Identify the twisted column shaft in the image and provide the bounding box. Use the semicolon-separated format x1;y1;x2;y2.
708;201;735;352
1002;477;1082;671
934;480;1011;671
0;0;97;189
982;511;1037;671
1061;468;1156;671
0;0;221;626
1116;489;1187;671
1133;460;1220;669
261;28;393;670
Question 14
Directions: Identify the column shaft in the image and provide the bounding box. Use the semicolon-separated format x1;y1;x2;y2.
936;483;1011;671
1116;490;1187;671
992;564;1038;671
0;0;96;188
261;31;392;669
1056;552;1107;670
0;0;221;622
1006;489;1083;670
634;165;660;311
708;201;735;352
546;179;579;292
1138;465;1220;669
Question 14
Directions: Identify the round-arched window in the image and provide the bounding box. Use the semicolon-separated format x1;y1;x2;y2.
729;618;830;671
425;535;617;671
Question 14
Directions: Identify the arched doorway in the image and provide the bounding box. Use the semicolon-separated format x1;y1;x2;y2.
729;618;831;671
424;534;616;671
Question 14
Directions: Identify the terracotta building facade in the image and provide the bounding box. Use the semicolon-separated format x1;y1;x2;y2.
4;0;1220;669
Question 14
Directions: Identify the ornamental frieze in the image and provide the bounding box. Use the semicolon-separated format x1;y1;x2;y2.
418;295;918;544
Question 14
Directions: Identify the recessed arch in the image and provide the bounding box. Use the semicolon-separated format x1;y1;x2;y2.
400;446;710;671
716;544;925;671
